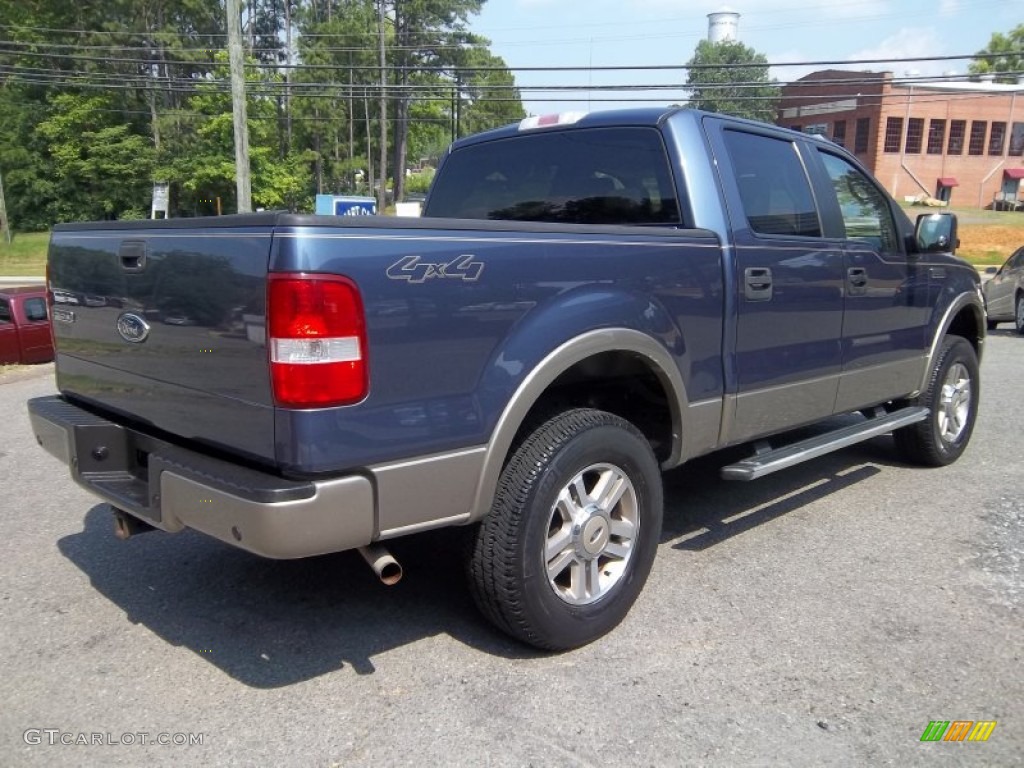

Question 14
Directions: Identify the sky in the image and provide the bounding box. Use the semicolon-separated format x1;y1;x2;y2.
467;0;1024;115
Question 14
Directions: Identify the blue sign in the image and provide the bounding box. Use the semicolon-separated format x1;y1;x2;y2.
315;194;377;216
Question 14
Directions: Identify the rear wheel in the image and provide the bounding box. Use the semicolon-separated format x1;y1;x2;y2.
467;409;663;650
893;335;979;466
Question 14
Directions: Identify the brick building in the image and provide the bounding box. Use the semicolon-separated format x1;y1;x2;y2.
778;70;1024;209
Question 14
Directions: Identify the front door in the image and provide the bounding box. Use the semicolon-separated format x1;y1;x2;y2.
812;149;931;411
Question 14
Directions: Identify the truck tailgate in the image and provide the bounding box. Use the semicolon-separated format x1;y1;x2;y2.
48;221;275;463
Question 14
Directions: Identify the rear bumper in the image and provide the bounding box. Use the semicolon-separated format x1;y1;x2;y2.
27;396;374;558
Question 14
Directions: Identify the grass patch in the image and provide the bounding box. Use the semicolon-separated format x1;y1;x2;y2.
900;202;1024;265
0;232;49;276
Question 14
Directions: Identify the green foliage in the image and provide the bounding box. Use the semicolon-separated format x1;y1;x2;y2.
685;40;780;123
457;45;526;136
0;0;521;224
969;24;1024;82
36;94;156;221
155;54;314;213
405;168;435;193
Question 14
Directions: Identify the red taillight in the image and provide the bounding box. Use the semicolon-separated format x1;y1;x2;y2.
267;274;368;408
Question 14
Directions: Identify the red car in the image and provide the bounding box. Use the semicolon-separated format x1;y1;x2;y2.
0;285;54;364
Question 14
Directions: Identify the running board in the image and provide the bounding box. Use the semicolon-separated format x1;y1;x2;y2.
720;406;930;482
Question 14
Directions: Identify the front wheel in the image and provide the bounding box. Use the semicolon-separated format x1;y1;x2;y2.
467;409;663;650
1016;295;1024;335
893;335;979;466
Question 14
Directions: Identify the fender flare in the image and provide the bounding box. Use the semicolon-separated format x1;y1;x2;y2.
467;327;688;521
919;291;985;394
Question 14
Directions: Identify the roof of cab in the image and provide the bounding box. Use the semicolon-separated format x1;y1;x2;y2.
0;285;47;297
449;106;689;150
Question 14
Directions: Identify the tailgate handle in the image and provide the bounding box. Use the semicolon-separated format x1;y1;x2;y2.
119;240;147;272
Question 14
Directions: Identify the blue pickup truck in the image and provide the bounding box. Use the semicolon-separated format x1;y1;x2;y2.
29;108;985;650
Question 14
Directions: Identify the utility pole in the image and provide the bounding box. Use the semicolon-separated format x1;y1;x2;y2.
0;166;10;245
226;0;252;213
376;0;388;214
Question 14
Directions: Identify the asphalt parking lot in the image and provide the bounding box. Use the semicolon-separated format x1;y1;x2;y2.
1;333;1021;767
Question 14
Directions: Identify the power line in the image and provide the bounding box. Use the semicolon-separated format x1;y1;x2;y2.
2;44;1021;72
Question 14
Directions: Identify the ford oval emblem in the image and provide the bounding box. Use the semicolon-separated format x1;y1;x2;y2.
116;312;151;344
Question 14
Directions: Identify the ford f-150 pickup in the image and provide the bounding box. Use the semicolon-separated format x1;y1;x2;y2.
28;108;985;650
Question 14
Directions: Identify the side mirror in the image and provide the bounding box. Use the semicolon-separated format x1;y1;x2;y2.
985;266;999;275
915;212;958;254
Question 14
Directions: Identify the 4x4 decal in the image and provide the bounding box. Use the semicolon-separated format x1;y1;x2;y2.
386;254;484;284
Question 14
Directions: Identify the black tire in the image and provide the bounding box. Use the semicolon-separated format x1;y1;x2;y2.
467;408;663;650
1016;295;1024;336
893;335;979;467
986;318;998;332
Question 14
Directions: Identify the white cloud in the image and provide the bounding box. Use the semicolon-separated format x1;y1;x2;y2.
847;27;947;76
767;49;822;84
939;0;961;17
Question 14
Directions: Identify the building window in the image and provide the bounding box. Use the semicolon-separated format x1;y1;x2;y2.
989;122;1007;156
968;121;987;155
854;118;870;153
832;120;847;147
1010;122;1024;157
948;120;966;155
927;120;946;155
905;118;924;154
789;125;802;133
884;117;903;153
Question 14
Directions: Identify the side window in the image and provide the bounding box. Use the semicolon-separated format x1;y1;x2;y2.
23;298;48;322
0;299;11;324
817;151;899;253
722;130;821;238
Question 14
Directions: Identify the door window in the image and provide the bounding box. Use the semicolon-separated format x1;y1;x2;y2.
722;130;821;238
22;297;48;322
0;299;11;324
817;151;899;253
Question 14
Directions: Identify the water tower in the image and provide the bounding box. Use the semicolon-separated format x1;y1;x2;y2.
707;8;740;42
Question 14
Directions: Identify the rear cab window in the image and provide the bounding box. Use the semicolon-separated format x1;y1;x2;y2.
425;127;682;226
0;299;11;324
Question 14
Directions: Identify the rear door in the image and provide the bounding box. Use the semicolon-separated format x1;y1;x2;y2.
706;120;845;443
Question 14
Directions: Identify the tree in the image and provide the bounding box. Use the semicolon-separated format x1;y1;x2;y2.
155;53;312;214
36;93;155;221
684;39;779;123
388;0;484;202
969;24;1024;83
456;45;525;138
